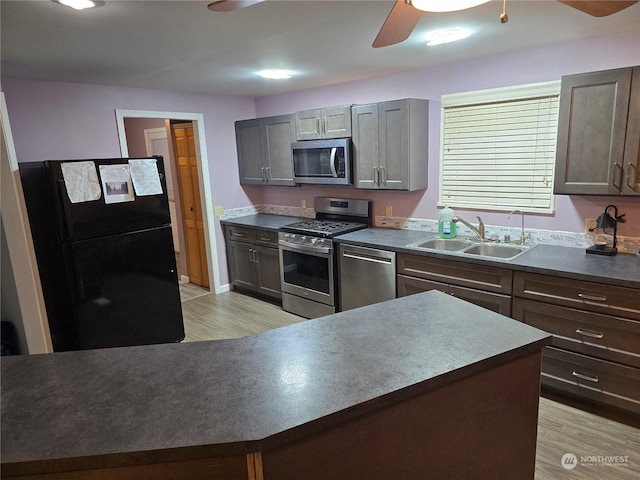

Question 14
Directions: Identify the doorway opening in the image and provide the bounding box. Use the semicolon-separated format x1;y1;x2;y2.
115;110;219;297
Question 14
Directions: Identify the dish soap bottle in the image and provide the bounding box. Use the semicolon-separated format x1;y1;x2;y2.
438;206;457;239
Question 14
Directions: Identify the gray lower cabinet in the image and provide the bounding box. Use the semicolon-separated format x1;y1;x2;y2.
295;106;352;140
225;225;281;300
512;271;640;414
396;253;513;316
554;66;640;195
351;98;428;191
235;114;296;186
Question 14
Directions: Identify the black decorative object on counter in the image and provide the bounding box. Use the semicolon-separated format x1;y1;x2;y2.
586;204;626;256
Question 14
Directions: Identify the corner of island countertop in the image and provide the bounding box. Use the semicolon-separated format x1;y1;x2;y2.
1;291;551;476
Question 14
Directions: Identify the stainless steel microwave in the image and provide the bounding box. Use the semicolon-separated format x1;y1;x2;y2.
291;138;352;185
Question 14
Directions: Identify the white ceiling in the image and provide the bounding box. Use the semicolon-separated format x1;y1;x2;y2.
2;0;639;97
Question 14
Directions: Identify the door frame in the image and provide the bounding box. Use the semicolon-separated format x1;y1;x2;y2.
115;109;221;294
1;93;53;353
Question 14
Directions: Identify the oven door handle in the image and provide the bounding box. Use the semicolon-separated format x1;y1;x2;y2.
279;240;332;255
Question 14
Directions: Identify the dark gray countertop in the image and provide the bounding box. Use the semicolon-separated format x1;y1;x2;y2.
1;291;550;476
221;214;306;231
335;228;640;289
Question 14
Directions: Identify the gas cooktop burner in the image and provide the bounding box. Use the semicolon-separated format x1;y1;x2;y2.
282;219;367;238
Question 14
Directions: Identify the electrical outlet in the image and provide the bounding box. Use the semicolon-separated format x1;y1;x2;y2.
385;205;393;217
214;206;224;217
585;218;597;234
301;199;306;209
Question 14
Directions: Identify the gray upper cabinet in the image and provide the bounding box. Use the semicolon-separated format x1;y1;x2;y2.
295;105;352;140
351;98;428;191
554;66;639;196
622;67;640;195
235;114;296;186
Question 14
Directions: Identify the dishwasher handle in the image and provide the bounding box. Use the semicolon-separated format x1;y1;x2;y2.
342;251;394;265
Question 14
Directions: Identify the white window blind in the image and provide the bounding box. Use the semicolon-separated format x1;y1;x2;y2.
439;82;560;213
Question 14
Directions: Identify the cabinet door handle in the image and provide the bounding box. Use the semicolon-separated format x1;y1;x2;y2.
373;167;379;185
265;166;270;182
571;371;599;383
254;250;259;264
613;162;623;190
575;328;605;339
379;166;387;186
577;293;607;303
261;167;266;183
627;162;637;190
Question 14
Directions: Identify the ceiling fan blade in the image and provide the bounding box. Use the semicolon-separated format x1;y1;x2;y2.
557;0;638;17
373;0;424;48
207;0;266;12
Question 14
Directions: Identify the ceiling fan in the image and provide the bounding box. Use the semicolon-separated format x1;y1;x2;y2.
208;0;639;48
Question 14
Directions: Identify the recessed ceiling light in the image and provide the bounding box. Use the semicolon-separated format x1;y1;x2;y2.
257;69;293;80
52;0;104;10
425;28;473;46
411;0;490;13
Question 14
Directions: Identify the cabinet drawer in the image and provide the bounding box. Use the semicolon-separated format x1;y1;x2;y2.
226;226;256;242
450;285;512;316
513;271;640;320
225;226;278;246
254;230;278;246
542;347;640;415
397;254;512;294
397;274;448;297
513;298;640;368
397;275;511;315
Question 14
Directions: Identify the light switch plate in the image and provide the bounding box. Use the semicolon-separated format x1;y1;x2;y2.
215;206;224;217
585;218;597;234
385;205;393;217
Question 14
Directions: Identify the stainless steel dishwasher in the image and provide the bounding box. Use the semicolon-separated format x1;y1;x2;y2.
338;244;396;311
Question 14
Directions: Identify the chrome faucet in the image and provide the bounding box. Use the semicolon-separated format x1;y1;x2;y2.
508;210;526;246
452;216;485;241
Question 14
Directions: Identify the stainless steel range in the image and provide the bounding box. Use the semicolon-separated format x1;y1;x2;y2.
279;197;372;318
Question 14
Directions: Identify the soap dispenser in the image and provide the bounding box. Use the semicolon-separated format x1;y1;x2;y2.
438;207;457;239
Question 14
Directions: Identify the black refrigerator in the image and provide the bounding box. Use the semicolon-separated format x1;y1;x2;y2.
20;157;185;351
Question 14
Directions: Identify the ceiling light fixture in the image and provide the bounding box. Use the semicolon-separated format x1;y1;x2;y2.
52;0;103;10
411;0;490;13
425;28;473;46
257;69;292;80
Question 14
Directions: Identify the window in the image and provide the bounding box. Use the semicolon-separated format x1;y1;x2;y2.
439;81;560;213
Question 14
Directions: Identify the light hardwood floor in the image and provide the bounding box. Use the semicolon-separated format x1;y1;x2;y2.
181;290;639;480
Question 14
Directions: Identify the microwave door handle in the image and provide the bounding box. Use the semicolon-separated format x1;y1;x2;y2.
330;147;338;177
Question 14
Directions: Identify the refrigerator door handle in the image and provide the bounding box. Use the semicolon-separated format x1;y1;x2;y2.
65;244;86;300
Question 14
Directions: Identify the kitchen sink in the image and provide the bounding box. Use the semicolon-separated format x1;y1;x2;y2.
409;238;472;251
407;236;535;261
462;244;528;260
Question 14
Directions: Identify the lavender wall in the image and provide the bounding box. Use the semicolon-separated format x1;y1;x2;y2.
254;31;640;236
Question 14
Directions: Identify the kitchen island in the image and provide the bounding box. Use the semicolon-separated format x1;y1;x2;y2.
1;291;551;480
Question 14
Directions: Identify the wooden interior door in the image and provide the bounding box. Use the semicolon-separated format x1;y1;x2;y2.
172;123;209;288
